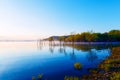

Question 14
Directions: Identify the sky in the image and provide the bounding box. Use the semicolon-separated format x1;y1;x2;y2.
0;0;120;39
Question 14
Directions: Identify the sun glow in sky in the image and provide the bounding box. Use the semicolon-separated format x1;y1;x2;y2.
0;0;120;39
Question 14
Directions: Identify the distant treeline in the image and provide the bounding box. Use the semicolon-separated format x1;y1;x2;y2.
48;30;120;42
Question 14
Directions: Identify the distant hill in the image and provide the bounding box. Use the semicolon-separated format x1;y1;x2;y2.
43;36;69;41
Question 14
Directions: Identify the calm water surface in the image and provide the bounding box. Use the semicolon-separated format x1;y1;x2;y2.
0;42;118;80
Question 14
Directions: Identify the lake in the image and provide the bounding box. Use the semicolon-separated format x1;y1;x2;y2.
0;41;119;80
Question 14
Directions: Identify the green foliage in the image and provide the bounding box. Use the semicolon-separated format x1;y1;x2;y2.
82;47;120;79
74;62;82;70
108;30;120;41
47;30;120;42
59;36;65;42
74;34;81;42
64;30;120;42
48;37;54;41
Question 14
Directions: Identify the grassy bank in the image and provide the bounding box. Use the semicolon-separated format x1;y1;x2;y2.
82;47;120;80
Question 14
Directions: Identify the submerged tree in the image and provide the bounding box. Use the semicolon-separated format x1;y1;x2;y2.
58;36;65;45
48;37;54;46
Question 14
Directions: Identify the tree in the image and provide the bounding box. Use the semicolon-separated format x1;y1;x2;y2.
48;30;120;42
49;37;54;42
58;36;65;45
49;37;54;45
74;34;81;42
108;30;120;41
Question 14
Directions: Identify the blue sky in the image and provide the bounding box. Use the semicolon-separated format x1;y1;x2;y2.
0;0;120;38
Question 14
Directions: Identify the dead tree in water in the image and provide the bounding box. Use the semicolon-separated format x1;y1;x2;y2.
71;32;75;46
58;36;65;46
37;39;43;50
49;37;54;46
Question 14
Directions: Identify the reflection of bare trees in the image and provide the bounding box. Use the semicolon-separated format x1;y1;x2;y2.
49;44;54;53
49;37;54;46
58;44;67;55
37;39;43;50
86;49;98;62
71;32;75;46
66;44;118;52
70;44;76;60
63;45;67;55
86;48;111;62
58;45;63;53
58;43;76;60
48;41;76;60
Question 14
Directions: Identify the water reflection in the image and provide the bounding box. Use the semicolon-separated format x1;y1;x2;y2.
82;47;120;79
37;41;116;62
36;41;120;61
58;44;63;53
70;45;76;60
37;41;119;54
37;39;43;50
0;41;120;80
86;49;98;62
49;45;55;53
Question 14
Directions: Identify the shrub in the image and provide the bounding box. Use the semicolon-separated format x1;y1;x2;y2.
74;62;82;70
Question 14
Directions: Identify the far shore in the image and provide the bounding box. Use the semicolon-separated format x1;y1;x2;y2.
63;42;120;45
44;40;120;45
0;40;120;45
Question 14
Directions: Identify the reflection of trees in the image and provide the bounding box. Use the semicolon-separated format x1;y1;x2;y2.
37;39;43;50
86;50;98;62
70;45;76;60
48;37;55;53
86;48;111;63
49;37;54;46
49;45;54;53
63;45;67;55
74;45;92;51
82;47;120;79
65;44;120;52
58;42;63;53
58;44;67;55
55;43;116;61
58;46;63;53
57;43;76;60
47;41;119;62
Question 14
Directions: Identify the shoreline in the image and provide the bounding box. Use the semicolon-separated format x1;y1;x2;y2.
48;41;120;45
0;40;120;45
